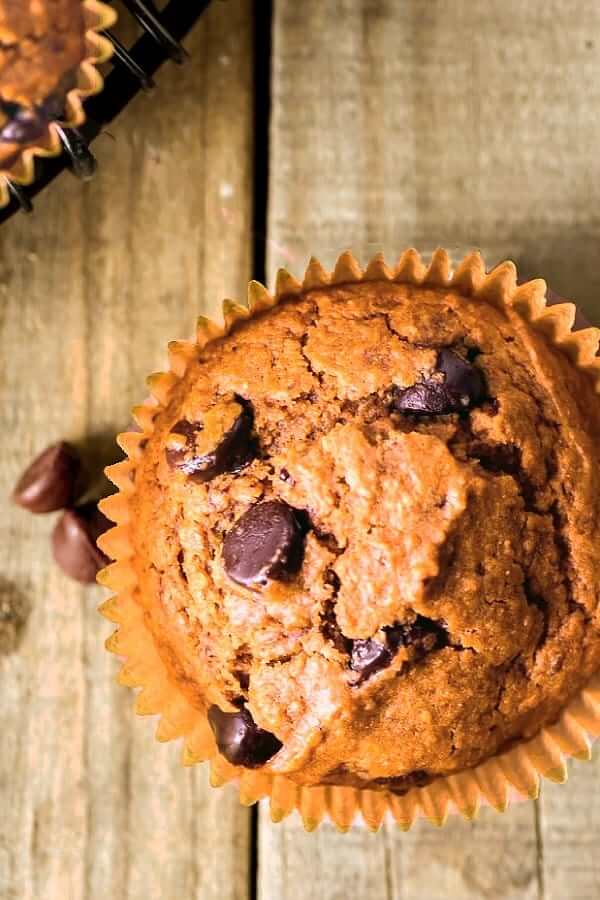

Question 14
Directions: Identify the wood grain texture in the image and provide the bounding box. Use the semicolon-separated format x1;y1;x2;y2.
538;749;600;900
261;1;600;897
258;816;391;900
0;3;253;899
387;805;540;900
267;0;600;324
258;803;541;900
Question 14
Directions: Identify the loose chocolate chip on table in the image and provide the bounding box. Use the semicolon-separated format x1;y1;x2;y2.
13;442;81;513
223;499;307;587
392;348;486;415
52;503;111;584
208;705;282;768
165;395;255;482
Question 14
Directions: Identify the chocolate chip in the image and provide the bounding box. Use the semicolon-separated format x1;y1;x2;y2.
393;348;486;415
0;77;72;145
166;396;255;482
392;381;456;415
13;442;81;513
438;348;486;402
350;638;392;681
223;500;306;587
51;503;111;584
207;705;282;768
0;108;47;144
350;616;447;683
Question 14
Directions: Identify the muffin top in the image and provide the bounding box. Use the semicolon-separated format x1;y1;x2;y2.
131;277;600;791
0;0;86;168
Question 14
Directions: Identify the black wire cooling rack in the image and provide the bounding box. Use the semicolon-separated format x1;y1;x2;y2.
1;0;212;223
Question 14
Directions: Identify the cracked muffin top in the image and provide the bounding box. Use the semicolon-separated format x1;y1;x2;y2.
0;0;86;168
131;278;600;791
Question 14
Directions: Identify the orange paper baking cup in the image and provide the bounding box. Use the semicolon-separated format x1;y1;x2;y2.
0;1;116;205
98;248;600;831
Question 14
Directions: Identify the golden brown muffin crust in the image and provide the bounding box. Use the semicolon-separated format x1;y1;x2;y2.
131;280;600;790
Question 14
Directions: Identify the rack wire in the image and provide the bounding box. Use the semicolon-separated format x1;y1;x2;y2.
0;0;212;223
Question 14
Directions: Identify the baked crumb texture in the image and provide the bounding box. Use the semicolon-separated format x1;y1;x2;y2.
99;250;600;829
0;0;114;186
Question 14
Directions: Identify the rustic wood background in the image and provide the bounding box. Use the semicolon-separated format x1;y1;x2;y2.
1;2;600;899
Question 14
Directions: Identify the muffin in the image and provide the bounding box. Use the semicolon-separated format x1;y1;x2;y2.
99;250;600;828
0;0;114;188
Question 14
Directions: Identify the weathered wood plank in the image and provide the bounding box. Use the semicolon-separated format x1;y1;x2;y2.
538;749;600;900
259;815;390;900
0;3;253;899
260;0;600;895
268;0;600;321
387;805;540;900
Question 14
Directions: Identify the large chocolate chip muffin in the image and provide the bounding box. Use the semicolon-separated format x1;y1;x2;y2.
0;0;86;169
118;259;600;793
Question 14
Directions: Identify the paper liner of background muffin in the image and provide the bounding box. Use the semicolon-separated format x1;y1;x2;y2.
96;248;600;832
0;1;116;207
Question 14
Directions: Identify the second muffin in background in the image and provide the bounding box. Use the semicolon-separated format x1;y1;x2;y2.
0;0;115;199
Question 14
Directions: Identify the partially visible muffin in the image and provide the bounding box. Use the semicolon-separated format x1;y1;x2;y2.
0;0;86;169
125;275;600;792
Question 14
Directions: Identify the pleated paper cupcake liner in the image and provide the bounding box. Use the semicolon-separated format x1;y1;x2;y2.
97;248;600;832
0;1;116;205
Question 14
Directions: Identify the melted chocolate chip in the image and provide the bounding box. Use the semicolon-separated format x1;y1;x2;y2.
51;503;111;584
392;348;486;416
165;396;255;482
223;500;306;587
350;638;392;681
13;442;81;513
438;348;486;402
350;616;447;683
0;76;72;145
208;705;282;768
0;108;47;144
392;381;456;415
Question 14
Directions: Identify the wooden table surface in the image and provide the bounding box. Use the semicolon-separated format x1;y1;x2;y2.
1;2;600;898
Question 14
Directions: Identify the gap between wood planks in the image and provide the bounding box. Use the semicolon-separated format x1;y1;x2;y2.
252;0;273;289
250;0;273;896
